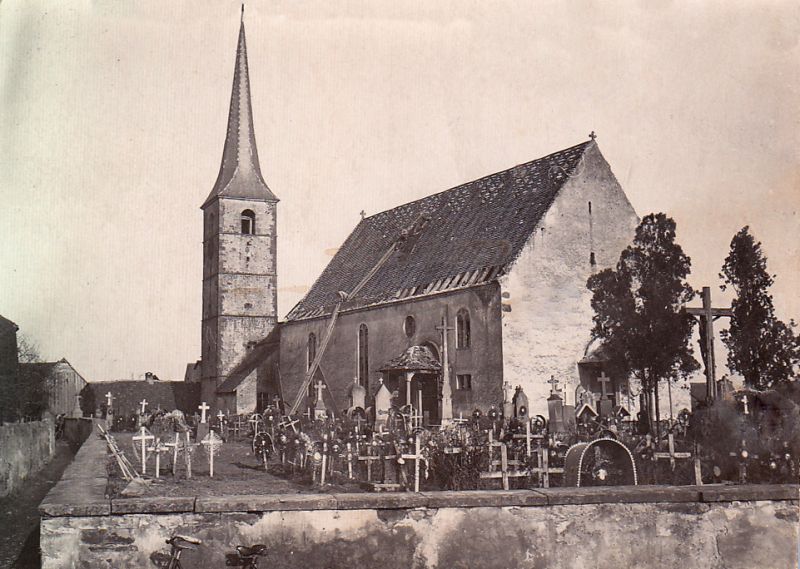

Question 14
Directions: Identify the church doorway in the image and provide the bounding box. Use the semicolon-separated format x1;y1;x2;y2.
379;345;442;427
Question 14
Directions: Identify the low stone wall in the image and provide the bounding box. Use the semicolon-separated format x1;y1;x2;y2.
40;432;799;569
0;418;54;497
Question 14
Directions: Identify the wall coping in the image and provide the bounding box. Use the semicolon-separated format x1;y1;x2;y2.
40;426;798;518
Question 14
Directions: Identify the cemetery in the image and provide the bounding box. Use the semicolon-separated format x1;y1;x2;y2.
35;371;799;568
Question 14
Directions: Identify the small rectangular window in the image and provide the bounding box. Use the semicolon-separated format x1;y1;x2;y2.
456;374;472;390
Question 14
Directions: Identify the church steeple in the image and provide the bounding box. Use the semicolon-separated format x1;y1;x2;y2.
203;15;278;208
200;13;279;414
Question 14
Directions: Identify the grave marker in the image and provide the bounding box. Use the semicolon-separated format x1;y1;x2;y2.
201;430;223;477
132;427;154;475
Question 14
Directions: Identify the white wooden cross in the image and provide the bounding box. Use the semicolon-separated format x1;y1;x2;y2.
201;430;223;477
280;416;299;433
147;437;170;479
399;436;424;492
105;391;114;408
132;427;154;474
217;410;225;422
198;402;210;424
139;399;148;414
742;395;749;416
597;372;612;399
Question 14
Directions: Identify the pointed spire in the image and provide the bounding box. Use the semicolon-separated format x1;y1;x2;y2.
203;14;277;208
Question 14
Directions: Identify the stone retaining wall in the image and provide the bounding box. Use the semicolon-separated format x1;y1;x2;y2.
0;418;54;497
40;431;799;569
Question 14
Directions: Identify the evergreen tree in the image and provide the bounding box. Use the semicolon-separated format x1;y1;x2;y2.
720;226;799;390
587;213;699;432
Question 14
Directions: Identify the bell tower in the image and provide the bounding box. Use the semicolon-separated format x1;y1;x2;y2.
201;14;278;409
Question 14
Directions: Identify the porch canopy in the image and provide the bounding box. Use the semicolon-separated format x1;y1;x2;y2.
379;345;441;373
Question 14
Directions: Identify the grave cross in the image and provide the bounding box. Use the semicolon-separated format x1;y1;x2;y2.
132;427;155;475
315;380;326;403
198;402;210;424
547;375;561;395
139;399;148;414
217;410;225;422
105;391;114;408
399;436;424;493
597;372;612;400
685;286;732;401
436;313;456;423
201;431;223;477
147;438;169;479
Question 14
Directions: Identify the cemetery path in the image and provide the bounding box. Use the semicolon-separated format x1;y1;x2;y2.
0;441;75;569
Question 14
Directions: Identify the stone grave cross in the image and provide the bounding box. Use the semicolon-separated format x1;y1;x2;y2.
314;380;327;419
435;313;455;423
198;402;210;424
547;375;561;395
139;399;148;414
597;372;611;399
132;427;154;475
105;391;114;408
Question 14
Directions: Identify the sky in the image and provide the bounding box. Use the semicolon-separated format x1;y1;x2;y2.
1;1;798;383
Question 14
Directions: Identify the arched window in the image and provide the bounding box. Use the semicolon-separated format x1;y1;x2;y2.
404;315;416;338
358;324;369;389
241;209;256;235
456;308;471;349
307;333;317;371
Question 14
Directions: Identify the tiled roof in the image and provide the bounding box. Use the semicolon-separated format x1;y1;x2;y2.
202;20;277;208
85;380;201;416
379;345;441;372
287;140;592;320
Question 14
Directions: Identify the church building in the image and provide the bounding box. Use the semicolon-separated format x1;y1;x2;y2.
201;19;639;420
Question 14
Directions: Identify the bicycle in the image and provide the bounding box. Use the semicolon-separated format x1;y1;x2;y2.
226;544;268;567
163;535;202;569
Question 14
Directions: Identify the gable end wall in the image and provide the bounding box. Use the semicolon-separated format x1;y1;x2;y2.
498;144;638;415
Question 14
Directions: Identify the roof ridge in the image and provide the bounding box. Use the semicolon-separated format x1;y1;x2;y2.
362;140;592;222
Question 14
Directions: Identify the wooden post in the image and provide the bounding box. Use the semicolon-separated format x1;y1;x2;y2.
320;437;328;486
525;419;532;457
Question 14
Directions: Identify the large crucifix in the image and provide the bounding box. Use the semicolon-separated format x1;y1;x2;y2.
435;310;455;423
686;286;732;402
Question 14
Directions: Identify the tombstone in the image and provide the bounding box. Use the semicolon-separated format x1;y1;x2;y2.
597;372;614;418
716;377;734;401
547;393;565;433
349;377;366;410
512;386;529;418
374;381;392;428
313;380;327;420
502;381;514;419
562;404;577;431
70;394;83;419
